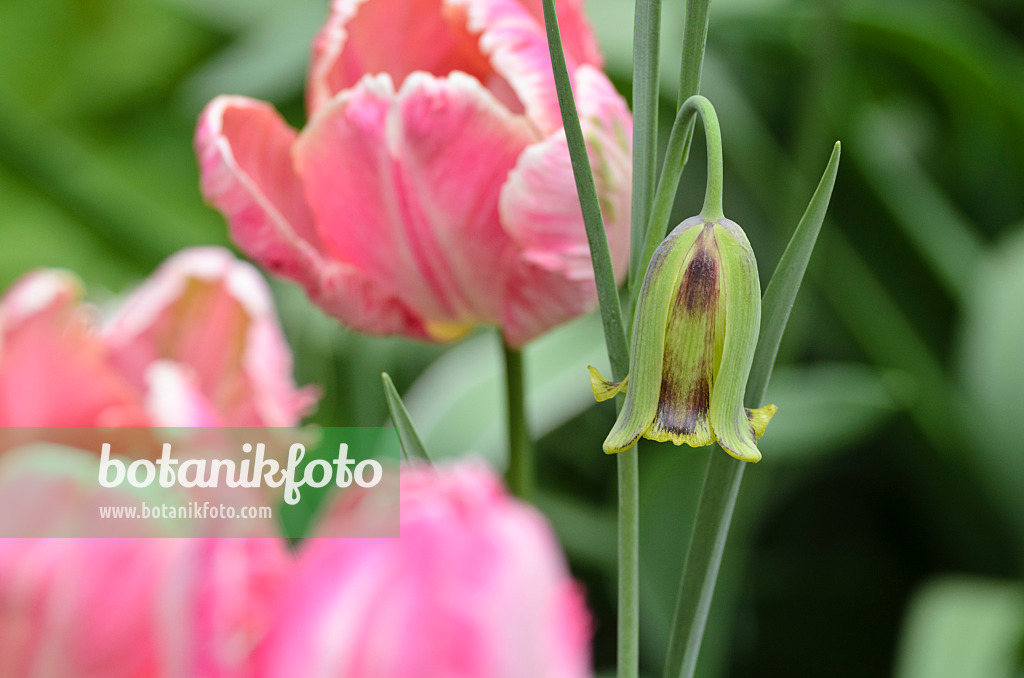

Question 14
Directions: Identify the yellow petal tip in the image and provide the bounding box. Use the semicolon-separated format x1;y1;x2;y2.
589;366;628;402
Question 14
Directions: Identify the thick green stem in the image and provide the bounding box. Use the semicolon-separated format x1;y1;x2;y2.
617;447;640;678
634;96;725;299
503;340;533;499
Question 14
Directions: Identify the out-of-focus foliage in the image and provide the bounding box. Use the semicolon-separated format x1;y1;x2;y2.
1;0;1022;676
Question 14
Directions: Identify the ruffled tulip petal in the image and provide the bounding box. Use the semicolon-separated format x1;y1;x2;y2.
259;462;591;678
297;72;536;337
0;272;146;427
196;96;427;339
104;247;316;427
499;65;631;280
453;0;605;136
708;220;763;462
307;0;496;114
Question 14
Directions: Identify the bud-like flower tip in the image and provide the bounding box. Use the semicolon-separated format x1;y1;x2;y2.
590;216;777;461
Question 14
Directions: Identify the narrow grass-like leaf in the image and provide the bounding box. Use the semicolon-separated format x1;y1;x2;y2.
381;372;432;464
662;143;841;678
540;4;637;677
540;0;629;381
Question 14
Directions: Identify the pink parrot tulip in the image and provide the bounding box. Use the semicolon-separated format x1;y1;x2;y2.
256;461;592;678
0;247;316;428
0;249;311;677
196;0;632;347
0;535;290;678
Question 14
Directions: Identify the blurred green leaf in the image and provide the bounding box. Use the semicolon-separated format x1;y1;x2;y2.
759;363;905;462
176;0;326;113
403;313;612;467
895;577;1024;678
382;372;432;464
852;108;985;300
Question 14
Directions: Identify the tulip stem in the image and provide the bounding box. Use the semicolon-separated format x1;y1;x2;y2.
503;340;533;499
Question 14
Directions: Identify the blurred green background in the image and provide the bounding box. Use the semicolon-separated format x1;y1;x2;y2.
1;0;1022;676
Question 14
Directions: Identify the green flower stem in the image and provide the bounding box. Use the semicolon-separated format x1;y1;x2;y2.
503;340;533;499
540;2;637;676
675;0;713;166
661;144;841;678
635;96;725;300
629;0;662;303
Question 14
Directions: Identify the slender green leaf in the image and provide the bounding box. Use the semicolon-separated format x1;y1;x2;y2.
540;5;636;678
540;0;629;382
748;141;841;405
381;372;432;464
662;143;841;678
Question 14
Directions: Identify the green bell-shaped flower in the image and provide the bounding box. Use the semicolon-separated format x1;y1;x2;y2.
590;215;776;461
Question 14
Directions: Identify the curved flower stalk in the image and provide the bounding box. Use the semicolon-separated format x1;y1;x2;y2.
257;462;592;678
195;0;632;347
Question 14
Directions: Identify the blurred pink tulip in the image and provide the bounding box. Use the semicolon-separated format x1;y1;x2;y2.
196;0;632;347
0;537;290;678
0;249;311;677
0;247;316;428
0;271;147;427
257;462;592;678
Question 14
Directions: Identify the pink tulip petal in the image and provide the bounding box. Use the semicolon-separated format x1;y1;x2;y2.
451;0;601;136
158;538;291;677
105;247;315;427
0;272;146;427
307;0;497;114
296;72;536;337
259;462;591;678
196;97;427;339
508;0;603;68
498;65;632;345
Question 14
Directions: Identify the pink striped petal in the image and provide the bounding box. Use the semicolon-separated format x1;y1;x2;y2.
105;248;316;427
499;65;632;345
0;272;146;427
306;0;496;114
451;0;601;135
196;97;427;339
159;538;291;678
296;72;536;339
258;462;591;678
